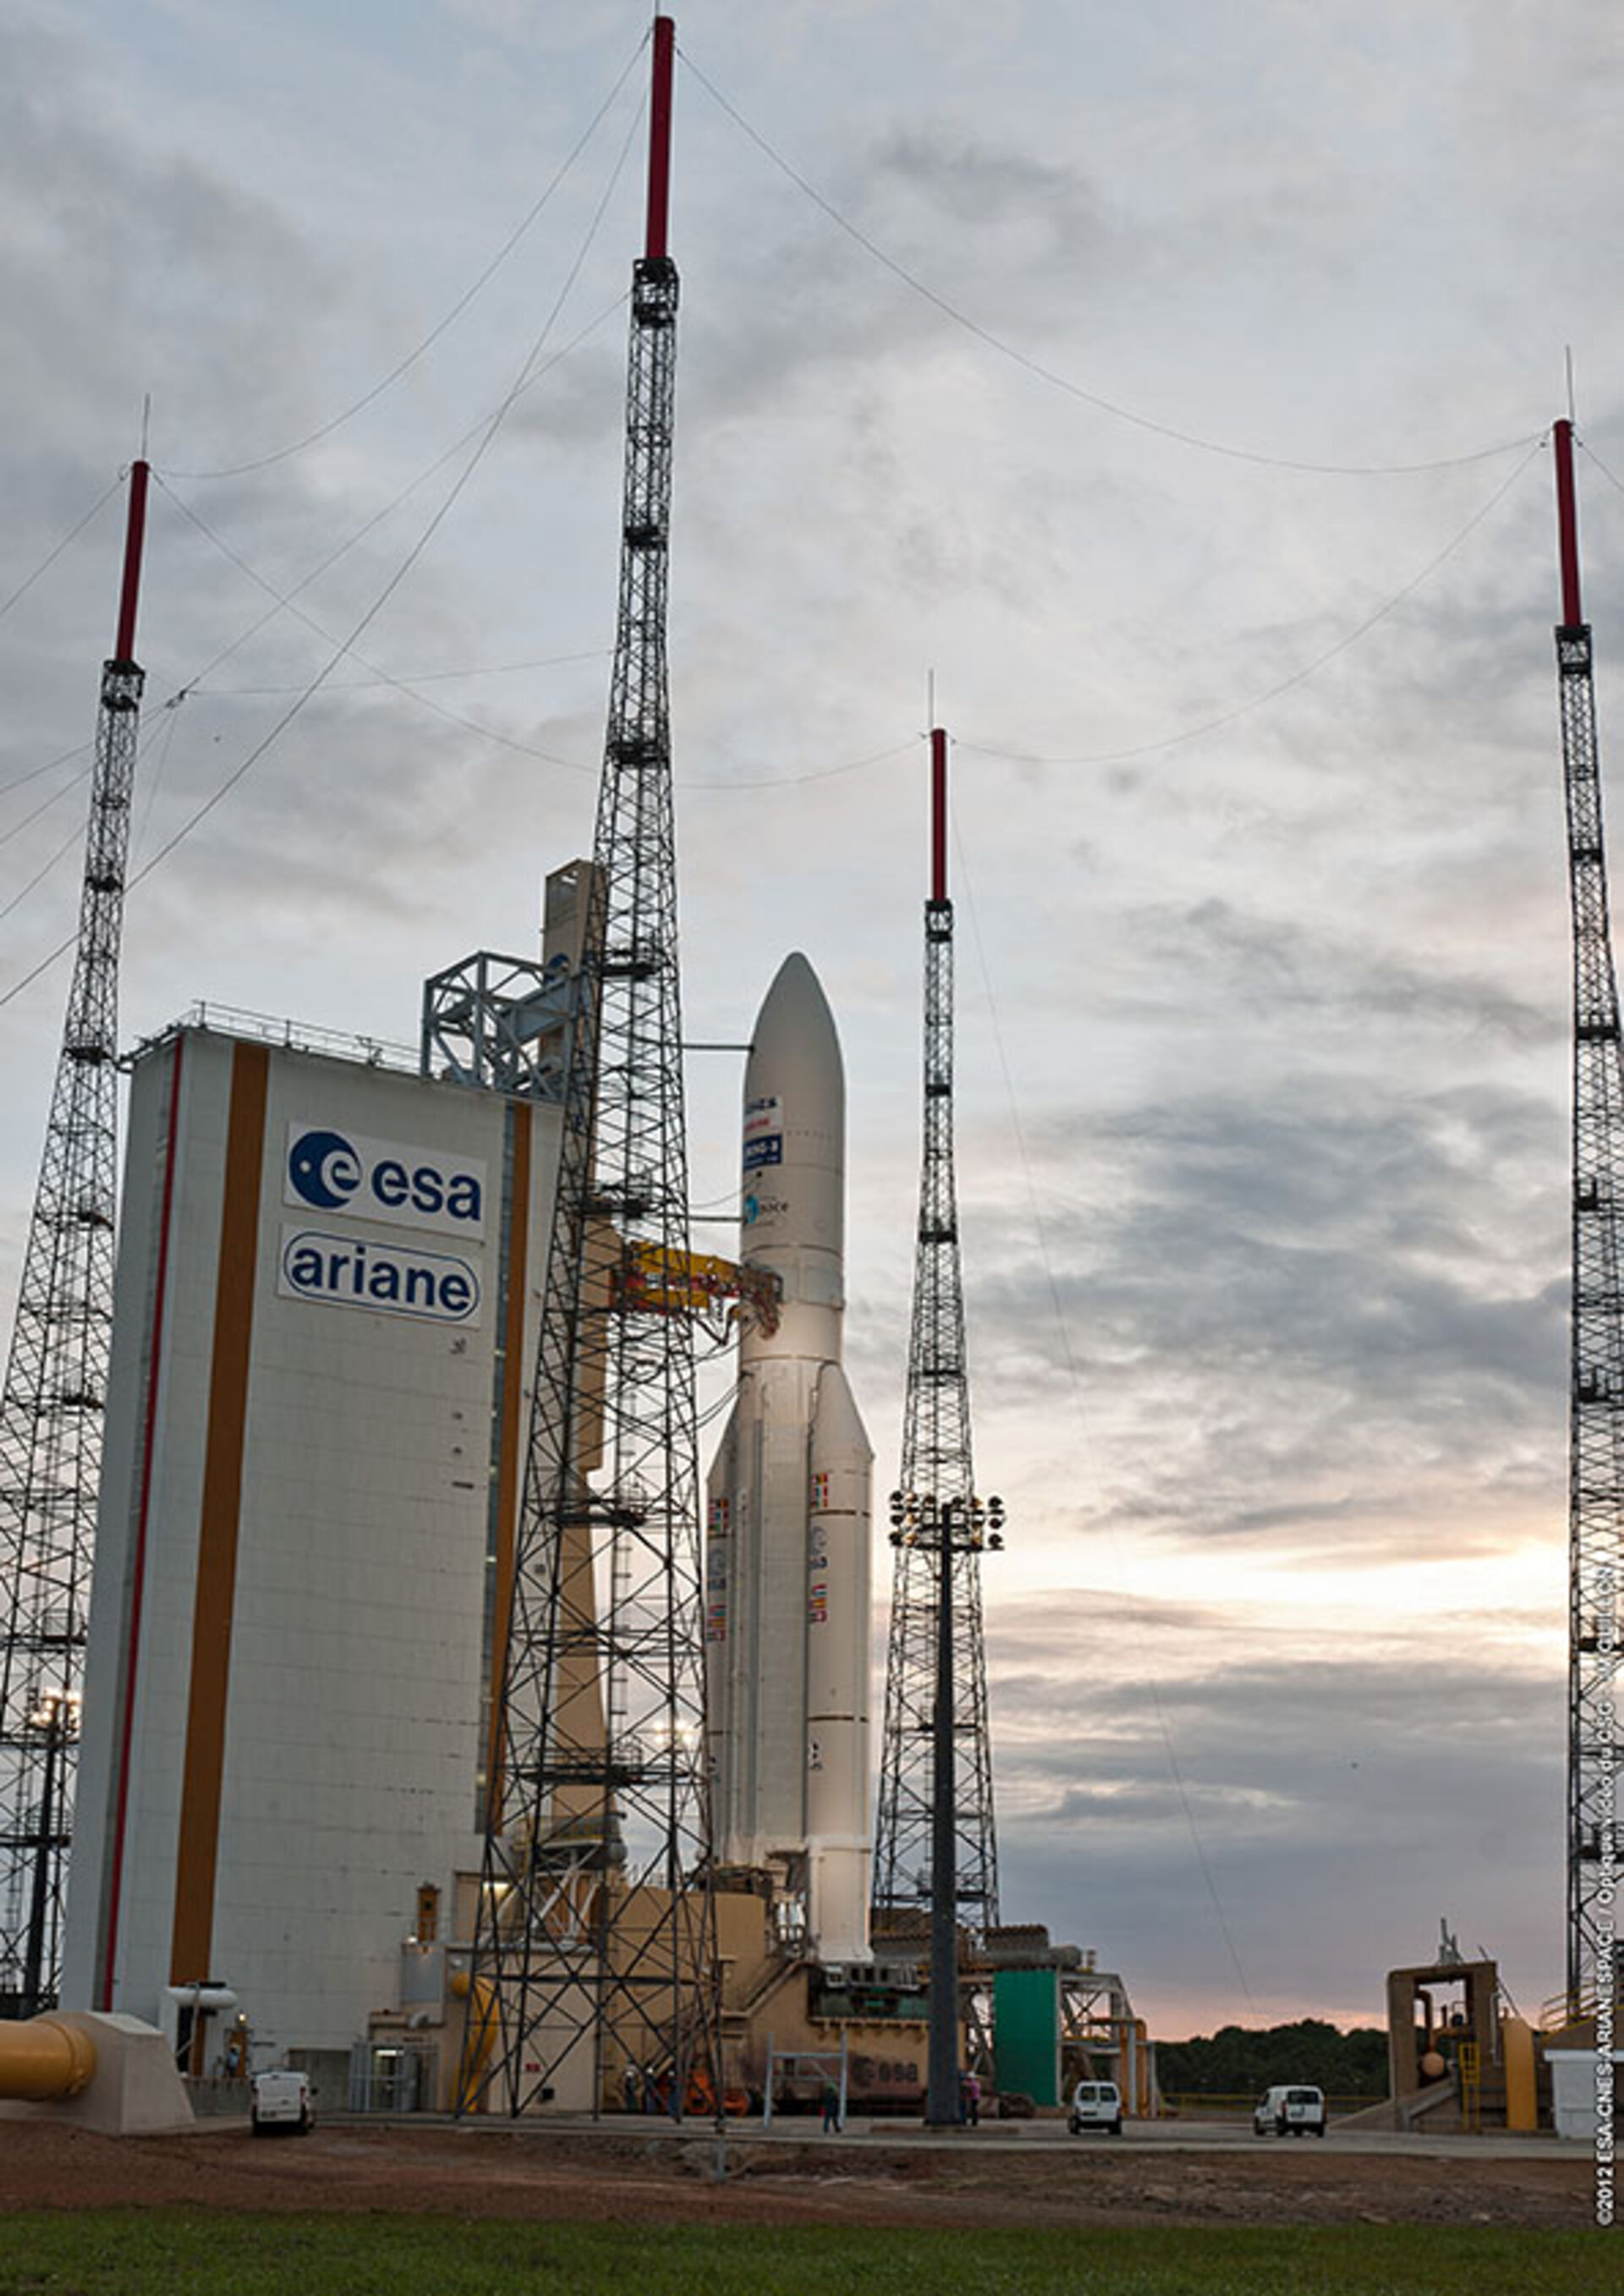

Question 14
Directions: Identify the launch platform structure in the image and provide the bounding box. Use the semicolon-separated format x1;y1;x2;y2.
463;18;720;2117
874;728;1002;1962
0;462;150;2018
1553;418;1624;2023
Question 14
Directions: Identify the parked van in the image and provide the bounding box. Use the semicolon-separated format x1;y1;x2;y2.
1253;2084;1325;2137
250;2068;314;2136
1067;2079;1123;2136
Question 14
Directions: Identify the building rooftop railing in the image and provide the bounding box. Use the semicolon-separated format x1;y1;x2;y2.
131;1002;420;1074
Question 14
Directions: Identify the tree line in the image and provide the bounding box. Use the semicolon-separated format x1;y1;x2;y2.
1155;2019;1387;2098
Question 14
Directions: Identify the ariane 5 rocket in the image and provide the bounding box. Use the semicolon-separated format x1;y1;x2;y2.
705;953;874;1965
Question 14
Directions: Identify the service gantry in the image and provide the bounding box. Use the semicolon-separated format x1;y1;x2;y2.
1554;417;1624;2020
0;462;150;2018
873;728;1001;1953
462;17;721;2117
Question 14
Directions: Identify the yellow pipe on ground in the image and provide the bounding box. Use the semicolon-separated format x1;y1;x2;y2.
0;2016;96;2101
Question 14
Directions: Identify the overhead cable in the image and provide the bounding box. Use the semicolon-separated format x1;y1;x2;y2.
164;36;649;481
957;437;1544;768
1579;437;1624;504
0;475;123;626
152;479;599;777
951;817;1258;2011
204;648;611;696
2;102;646;1010
154;290;627;710
0;741;94;808
680;47;1538;481
0;757;96;852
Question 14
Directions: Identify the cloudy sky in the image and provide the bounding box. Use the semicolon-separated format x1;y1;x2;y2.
4;0;1621;2041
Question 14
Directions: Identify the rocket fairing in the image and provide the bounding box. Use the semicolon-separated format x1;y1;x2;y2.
705;953;874;1966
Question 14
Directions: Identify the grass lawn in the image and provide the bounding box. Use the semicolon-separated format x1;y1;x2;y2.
0;2213;1609;2295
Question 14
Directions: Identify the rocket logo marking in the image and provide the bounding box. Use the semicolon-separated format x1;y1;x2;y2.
743;1092;784;1172
705;1511;729;1640
809;1583;828;1625
810;1470;830;1512
743;1193;760;1226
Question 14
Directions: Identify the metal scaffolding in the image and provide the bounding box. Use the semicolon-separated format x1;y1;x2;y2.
0;461;149;2017
874;728;1001;1949
1553;418;1624;2020
461;18;719;2117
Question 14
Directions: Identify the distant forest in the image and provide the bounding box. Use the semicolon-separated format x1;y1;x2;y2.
1155;2019;1388;2098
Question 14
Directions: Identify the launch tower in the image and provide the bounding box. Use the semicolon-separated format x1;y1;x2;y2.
1554;418;1624;2021
873;728;1001;1946
0;464;149;2019
464;18;720;2115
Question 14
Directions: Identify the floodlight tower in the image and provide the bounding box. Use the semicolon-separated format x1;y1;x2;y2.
874;729;1002;1979
1554;418;1624;2021
0;459;150;2018
464;17;719;2117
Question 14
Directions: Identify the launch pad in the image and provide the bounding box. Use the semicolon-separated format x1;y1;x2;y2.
0;12;1160;2140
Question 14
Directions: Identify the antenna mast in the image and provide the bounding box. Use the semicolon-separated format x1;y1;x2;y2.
1553;419;1624;2022
464;17;719;2116
0;460;150;2017
874;730;1001;1958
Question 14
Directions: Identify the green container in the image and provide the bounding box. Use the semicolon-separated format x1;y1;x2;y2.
993;1967;1060;2106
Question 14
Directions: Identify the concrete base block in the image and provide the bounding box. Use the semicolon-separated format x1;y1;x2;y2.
0;2012;195;2135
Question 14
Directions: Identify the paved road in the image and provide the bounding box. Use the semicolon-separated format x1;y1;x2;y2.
409;2110;1587;2162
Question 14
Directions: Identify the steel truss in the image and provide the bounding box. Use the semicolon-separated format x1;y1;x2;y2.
874;736;1000;1940
464;95;719;2115
0;466;148;2015
1558;555;1624;2019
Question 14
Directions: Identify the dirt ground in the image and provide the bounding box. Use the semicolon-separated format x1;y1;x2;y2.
0;2121;1595;2231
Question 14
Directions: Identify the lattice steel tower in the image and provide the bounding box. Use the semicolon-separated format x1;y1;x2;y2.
463;18;718;2117
1554;418;1624;2019
0;460;149;2018
874;728;1001;1939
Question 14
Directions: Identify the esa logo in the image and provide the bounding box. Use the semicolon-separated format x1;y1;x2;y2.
285;1123;486;1240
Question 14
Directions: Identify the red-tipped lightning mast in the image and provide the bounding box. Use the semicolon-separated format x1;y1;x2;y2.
114;459;150;664
930;724;948;904
466;15;719;2121
645;13;674;263
875;723;1002;2119
1555;417;1583;630
0;458;151;2013
1552;414;1624;2024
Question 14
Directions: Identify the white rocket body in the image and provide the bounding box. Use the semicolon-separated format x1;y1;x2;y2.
705;954;873;1965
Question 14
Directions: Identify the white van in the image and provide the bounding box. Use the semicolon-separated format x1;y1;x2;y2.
250;2068;314;2136
1253;2084;1325;2137
1067;2079;1123;2135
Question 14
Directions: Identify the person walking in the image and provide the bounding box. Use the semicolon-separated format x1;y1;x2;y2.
821;2077;842;2134
963;2069;981;2127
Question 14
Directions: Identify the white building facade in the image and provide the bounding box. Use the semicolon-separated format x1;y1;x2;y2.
62;1016;560;2067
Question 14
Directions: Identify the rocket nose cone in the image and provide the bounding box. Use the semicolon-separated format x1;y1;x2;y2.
749;953;842;1089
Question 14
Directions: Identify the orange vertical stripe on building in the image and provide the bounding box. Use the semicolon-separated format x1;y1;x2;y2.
482;1101;533;1832
168;1041;268;1986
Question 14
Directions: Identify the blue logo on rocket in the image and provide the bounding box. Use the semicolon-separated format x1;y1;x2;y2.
288;1128;362;1211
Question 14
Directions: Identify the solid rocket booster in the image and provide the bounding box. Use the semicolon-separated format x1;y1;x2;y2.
705;953;874;1965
